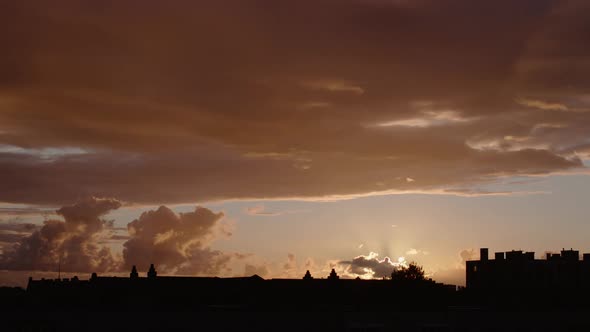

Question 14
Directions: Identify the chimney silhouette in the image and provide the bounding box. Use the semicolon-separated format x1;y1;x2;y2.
130;265;139;279
480;248;489;261
147;264;157;279
328;269;339;280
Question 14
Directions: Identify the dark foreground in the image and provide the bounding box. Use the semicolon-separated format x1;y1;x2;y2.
3;276;590;332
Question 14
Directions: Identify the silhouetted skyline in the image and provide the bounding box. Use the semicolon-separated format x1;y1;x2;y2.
5;256;590;331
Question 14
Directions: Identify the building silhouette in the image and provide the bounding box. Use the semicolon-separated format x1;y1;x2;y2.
467;247;590;289
9;256;590;331
25;264;453;307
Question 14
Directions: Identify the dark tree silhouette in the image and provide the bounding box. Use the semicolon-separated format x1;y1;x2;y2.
391;262;425;282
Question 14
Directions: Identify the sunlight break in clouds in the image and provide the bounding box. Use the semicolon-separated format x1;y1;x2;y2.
340;252;407;279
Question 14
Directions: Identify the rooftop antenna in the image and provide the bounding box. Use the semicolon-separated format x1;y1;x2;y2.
57;252;61;280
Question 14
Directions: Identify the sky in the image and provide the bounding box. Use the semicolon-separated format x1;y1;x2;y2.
1;0;590;287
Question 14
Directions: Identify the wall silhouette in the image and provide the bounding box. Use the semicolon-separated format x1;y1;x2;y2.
467;247;590;289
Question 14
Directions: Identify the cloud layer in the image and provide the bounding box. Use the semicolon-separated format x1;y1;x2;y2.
0;0;589;205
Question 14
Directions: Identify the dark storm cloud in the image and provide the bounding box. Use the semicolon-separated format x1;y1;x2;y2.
0;222;38;246
0;207;52;216
0;0;588;205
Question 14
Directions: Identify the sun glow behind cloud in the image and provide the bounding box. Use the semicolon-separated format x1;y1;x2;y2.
341;252;407;279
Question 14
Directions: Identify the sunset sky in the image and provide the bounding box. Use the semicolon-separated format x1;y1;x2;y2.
1;0;590;287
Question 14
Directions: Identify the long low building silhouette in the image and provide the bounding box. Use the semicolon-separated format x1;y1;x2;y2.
26;264;457;311
466;248;590;289
8;254;590;331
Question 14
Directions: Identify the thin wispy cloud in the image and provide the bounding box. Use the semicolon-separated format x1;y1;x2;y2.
245;205;310;217
516;98;569;112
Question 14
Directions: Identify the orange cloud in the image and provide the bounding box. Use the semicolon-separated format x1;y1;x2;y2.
122;206;235;275
1;199;244;278
0;0;589;206
0;197;121;272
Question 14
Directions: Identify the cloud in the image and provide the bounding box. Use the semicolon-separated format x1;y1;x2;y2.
245;206;282;217
303;257;315;270
0;222;37;234
405;248;429;256
340;252;404;279
0;207;53;217
0;222;38;252
377;110;473;128
107;234;131;241
429;249;478;286
244;263;270;277
0;146;580;206
0;197;121;272
459;249;478;263
442;188;549;197
175;248;235;276
245;205;310;217
302;79;365;95
1;199;244;279
0;0;589;205
516;98;569;111
122;205;234;275
281;253;298;277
